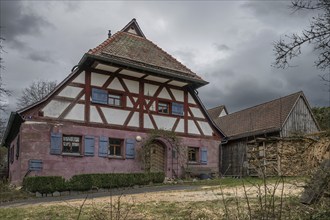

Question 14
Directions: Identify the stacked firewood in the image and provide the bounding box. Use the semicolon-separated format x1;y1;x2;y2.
246;135;330;177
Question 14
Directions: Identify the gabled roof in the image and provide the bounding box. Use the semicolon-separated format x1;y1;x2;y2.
207;105;228;119
84;19;206;86
214;91;317;139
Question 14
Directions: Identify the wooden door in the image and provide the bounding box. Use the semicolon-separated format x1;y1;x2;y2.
150;143;165;172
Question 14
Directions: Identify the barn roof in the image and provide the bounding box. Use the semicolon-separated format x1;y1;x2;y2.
83;19;207;87
214;91;315;139
207;105;228;119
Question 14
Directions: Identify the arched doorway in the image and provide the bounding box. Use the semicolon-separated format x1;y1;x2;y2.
149;141;165;172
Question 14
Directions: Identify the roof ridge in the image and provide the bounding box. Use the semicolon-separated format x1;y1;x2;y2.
223;91;302;117
208;105;225;111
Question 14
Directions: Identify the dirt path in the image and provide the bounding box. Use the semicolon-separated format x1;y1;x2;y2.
1;182;303;209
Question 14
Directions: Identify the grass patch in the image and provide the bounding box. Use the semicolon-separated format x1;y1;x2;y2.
0;180;31;203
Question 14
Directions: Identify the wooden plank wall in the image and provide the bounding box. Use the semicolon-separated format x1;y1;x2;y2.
221;140;247;177
281;97;319;137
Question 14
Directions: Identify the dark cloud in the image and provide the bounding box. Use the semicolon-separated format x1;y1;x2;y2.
26;50;55;63
0;1;51;46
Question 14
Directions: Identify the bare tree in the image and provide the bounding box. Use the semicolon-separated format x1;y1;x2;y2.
16;80;57;109
273;0;330;73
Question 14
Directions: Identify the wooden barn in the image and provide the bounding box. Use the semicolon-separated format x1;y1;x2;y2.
2;19;224;185
209;91;320;177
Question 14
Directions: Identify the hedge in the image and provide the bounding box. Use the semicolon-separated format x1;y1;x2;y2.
23;172;165;193
22;176;66;193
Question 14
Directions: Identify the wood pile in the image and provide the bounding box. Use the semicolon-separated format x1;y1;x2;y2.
246;135;330;177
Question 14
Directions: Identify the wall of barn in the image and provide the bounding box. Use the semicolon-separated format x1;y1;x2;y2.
281;97;319;137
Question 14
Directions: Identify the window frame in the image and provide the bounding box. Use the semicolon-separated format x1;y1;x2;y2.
108;93;123;107
62;135;82;155
108;138;124;158
188;147;199;163
158;101;170;114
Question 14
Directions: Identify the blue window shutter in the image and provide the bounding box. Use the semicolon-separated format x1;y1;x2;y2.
50;132;62;155
92;88;108;104
98;136;108;157
84;136;95;156
29;159;43;171
125;139;135;159
172;102;184;116
201;147;208;164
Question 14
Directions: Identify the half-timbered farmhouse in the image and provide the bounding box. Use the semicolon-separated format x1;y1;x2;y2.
210;91;320;177
2;19;224;185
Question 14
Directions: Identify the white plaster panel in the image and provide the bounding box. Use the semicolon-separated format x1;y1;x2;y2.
43;100;71;118
72;72;85;84
80;95;85;101
127;98;133;108
65;104;85;121
101;108;130;125
188;120;200;135
168;80;188;87
175;119;184;133
153;115;176;130
144;83;159;96
149;101;156;111
145;75;168;83
95;63;118;73
198;121;213;136
108;77;124;91
120;69;145;78
170;88;184;102
123;79;139;94
220;110;227;117
90;106;103;123
190;107;205;119
158;88;172;100
91;72;109;87
58;86;83;98
188;93;196;104
144;114;154;129
127;112;139;127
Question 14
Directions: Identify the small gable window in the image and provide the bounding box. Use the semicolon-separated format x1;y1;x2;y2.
109;138;123;157
172;102;184;116
158;102;169;114
108;94;122;107
63;135;81;155
91;88;124;107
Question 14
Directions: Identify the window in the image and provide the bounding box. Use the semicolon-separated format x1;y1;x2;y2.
188;147;199;163
92;88;124;107
158;102;169;114
51;133;95;156
108;94;122;106
109;138;123;157
62;135;81;154
172;102;184;116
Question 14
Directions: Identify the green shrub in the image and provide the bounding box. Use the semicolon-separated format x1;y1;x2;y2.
22;172;165;193
68;172;165;191
22;176;66;193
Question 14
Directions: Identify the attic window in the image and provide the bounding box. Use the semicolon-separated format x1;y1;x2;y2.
158;102;169;114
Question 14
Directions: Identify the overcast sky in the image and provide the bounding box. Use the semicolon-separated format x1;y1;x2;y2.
0;0;329;118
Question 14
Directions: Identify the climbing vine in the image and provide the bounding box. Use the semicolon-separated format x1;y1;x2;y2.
137;129;187;176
